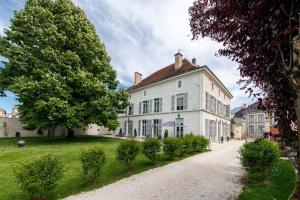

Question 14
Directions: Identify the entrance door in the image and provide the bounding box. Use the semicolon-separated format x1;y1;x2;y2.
175;118;184;137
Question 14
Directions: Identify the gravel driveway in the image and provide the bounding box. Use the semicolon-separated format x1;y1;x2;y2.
65;140;244;200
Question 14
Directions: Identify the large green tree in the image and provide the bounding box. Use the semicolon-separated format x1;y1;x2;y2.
0;0;128;137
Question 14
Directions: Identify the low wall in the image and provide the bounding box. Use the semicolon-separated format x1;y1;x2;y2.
0;118;112;138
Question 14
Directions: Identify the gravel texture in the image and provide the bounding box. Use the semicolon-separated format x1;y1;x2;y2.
64;140;244;200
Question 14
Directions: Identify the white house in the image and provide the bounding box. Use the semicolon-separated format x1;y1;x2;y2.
116;53;233;142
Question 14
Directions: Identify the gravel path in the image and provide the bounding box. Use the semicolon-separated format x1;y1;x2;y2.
65;140;244;200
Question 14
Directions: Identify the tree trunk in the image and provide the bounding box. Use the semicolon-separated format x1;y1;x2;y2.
66;128;75;139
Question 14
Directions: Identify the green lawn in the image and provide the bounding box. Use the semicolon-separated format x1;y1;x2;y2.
238;159;296;200
0;136;197;200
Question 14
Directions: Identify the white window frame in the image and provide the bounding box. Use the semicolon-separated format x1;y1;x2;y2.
142;100;148;113
248;114;255;123
178;80;182;88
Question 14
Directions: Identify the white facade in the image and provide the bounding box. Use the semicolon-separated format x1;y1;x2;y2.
117;57;232;142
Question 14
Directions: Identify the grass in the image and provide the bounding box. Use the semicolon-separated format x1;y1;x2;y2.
238;159;296;200
0;136;202;200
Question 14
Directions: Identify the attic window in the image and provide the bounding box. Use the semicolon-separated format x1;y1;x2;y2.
178;80;182;88
144;90;146;96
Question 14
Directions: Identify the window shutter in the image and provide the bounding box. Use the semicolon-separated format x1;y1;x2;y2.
158;119;162;135
171;95;175;111
125;107;128;115
205;119;209;138
184;93;188;110
146;120;152;136
149;99;153;113
159;97;162;112
139;102;142;114
131;104;134;115
138;120;141;136
206;92;209;110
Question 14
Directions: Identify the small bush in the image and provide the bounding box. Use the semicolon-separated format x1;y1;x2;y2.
80;146;106;185
192;135;208;152
14;154;64;199
142;138;161;163
116;140;140;168
240;139;280;180
163;138;178;159
179;134;194;155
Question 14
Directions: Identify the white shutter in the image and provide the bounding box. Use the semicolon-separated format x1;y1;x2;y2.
149;99;153;113
184;93;188;110
132;104;134;115
139;102;142;114
205;119;209;138
146;120;152;137
171;95;175;111
206;92;209;110
159;97;162;112
138;120;141;136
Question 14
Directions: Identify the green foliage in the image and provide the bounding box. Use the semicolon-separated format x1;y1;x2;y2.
163;138;178;159
0;0;128;131
240;139;280;180
116;140;140;167
191;135;208;152
14;154;64;199
142;138;161;163
80;146;106;184
177;134;208;155
178;134;194;155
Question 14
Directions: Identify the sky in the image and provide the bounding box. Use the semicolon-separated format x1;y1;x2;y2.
0;0;254;112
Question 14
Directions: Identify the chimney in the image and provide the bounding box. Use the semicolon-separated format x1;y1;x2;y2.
174;52;183;70
192;58;197;65
134;72;142;85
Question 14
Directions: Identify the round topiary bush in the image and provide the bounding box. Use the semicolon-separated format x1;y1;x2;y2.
240;139;280;180
163;138;178;159
116;140;140;168
80;146;106;185
142;137;161;163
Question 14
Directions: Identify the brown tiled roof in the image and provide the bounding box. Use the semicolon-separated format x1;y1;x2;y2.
128;58;201;91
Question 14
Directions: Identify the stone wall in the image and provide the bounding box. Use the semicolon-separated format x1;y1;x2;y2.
0;118;112;138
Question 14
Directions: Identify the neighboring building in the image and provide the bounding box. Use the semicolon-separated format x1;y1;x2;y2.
232;103;272;139
0;108;5;118
116;53;233;142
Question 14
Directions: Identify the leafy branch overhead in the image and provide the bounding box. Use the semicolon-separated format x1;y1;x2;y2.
0;0;128;131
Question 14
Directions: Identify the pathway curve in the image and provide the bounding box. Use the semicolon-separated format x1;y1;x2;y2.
65;140;244;200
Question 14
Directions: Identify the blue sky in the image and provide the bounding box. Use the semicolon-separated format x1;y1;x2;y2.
0;0;254;112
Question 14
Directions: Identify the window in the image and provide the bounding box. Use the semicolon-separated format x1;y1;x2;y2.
128;120;133;136
128;104;133;115
178;80;182;88
143;100;148;113
258;125;265;135
219;89;221;96
249;114;255;123
154;98;161;112
211;83;214;90
258;114;265;123
248;125;255;134
176;94;184;110
142;120;147;136
144;90;146;96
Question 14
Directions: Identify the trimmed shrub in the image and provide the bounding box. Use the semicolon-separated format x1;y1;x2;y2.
142;138;161;163
116;140;140;168
80;146;106;185
177;134;194;156
14;154;64;199
163;138;178;159
192;135;208;152
240;139;280;180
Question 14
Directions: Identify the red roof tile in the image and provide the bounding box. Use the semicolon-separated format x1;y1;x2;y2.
128;58;201;91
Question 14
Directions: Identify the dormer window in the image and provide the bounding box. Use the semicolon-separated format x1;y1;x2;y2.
178;80;182;88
